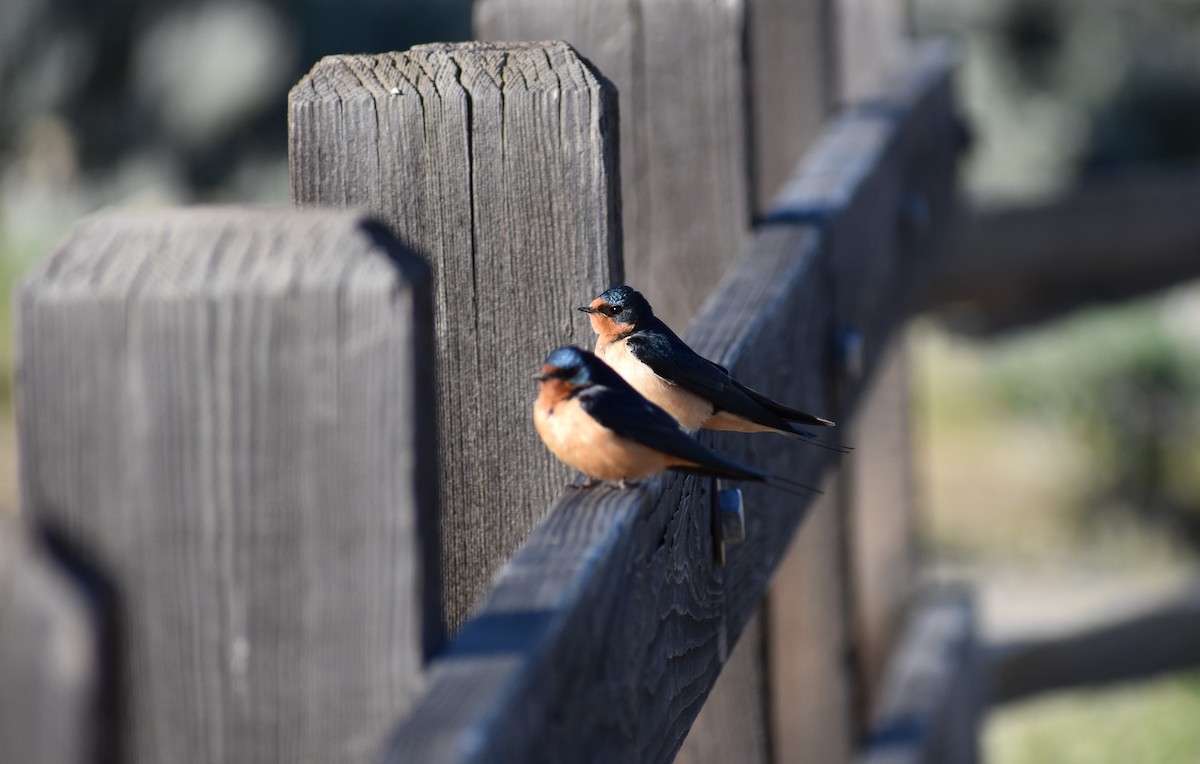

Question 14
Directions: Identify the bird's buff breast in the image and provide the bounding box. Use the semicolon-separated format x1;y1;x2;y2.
534;395;675;481
595;339;713;432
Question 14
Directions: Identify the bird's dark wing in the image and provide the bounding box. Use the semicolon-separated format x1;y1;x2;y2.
625;330;736;399
626;329;797;431
733;380;835;427
577;385;766;482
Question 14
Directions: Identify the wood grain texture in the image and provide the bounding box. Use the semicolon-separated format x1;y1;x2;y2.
860;588;980;764
922;167;1200;332
474;0;750;328
380;477;724;764
747;0;838;212
290;42;621;631
0;516;97;764
684;224;842;762
765;484;857;764
379;44;959;764
676;612;770;764
17;208;440;764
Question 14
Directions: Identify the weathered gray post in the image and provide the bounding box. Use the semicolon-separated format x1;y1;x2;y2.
745;0;840;210
474;1;750;328
289;41;622;630
17;208;441;763
0;515;98;764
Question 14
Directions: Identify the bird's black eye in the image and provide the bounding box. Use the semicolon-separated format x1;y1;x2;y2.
602;304;619;317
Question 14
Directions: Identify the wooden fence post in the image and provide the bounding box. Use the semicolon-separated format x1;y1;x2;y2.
836;0;911;105
0;516;98;764
746;0;840;211
289;42;621;631
473;1;749;328
764;487;857;763
17;208;441;763
849;342;918;701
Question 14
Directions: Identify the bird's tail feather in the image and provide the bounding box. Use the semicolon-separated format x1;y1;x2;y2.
670;466;823;498
786;425;854;454
738;383;836;428
765;474;824;497
671;463;768;483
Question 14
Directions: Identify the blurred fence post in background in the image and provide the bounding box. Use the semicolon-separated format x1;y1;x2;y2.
849;343;920;699
289;42;622;631
837;0;911;105
16;208;441;763
0;515;99;764
745;0;840;212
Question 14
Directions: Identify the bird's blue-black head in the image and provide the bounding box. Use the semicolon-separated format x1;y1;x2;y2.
536;345;626;388
578;285;654;329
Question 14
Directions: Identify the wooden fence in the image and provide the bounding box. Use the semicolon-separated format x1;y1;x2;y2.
0;1;974;762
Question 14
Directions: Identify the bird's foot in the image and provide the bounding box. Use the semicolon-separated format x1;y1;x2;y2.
568;477;601;490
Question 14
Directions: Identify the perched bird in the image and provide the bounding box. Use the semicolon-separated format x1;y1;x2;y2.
579;286;844;449
533;345;817;493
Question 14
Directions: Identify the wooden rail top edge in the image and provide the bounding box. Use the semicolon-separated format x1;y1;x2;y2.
289;40;611;105
378;483;662;762
379;43;958;764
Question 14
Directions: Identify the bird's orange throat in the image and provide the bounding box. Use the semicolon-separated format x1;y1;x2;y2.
586;299;628;346
535;377;582;412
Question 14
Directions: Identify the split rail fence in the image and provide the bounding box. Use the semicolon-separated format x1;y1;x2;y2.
0;1;975;762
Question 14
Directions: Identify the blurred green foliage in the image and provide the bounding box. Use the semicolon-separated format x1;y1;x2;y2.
988;669;1200;764
981;299;1200;545
918;0;1200;198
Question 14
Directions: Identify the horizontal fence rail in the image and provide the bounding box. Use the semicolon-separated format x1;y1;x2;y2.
381;42;959;764
921;165;1200;332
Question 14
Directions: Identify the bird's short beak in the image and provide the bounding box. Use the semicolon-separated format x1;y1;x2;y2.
577;306;597;314
532;371;549;381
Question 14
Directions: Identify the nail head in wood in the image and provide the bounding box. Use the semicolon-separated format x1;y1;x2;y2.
837;326;865;388
718;488;746;545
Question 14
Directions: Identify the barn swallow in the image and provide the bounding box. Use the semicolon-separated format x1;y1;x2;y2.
579;286;845;450
533;346;818;493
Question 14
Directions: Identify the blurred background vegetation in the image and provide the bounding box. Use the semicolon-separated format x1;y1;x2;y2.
914;0;1200;760
3;0;1200;760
